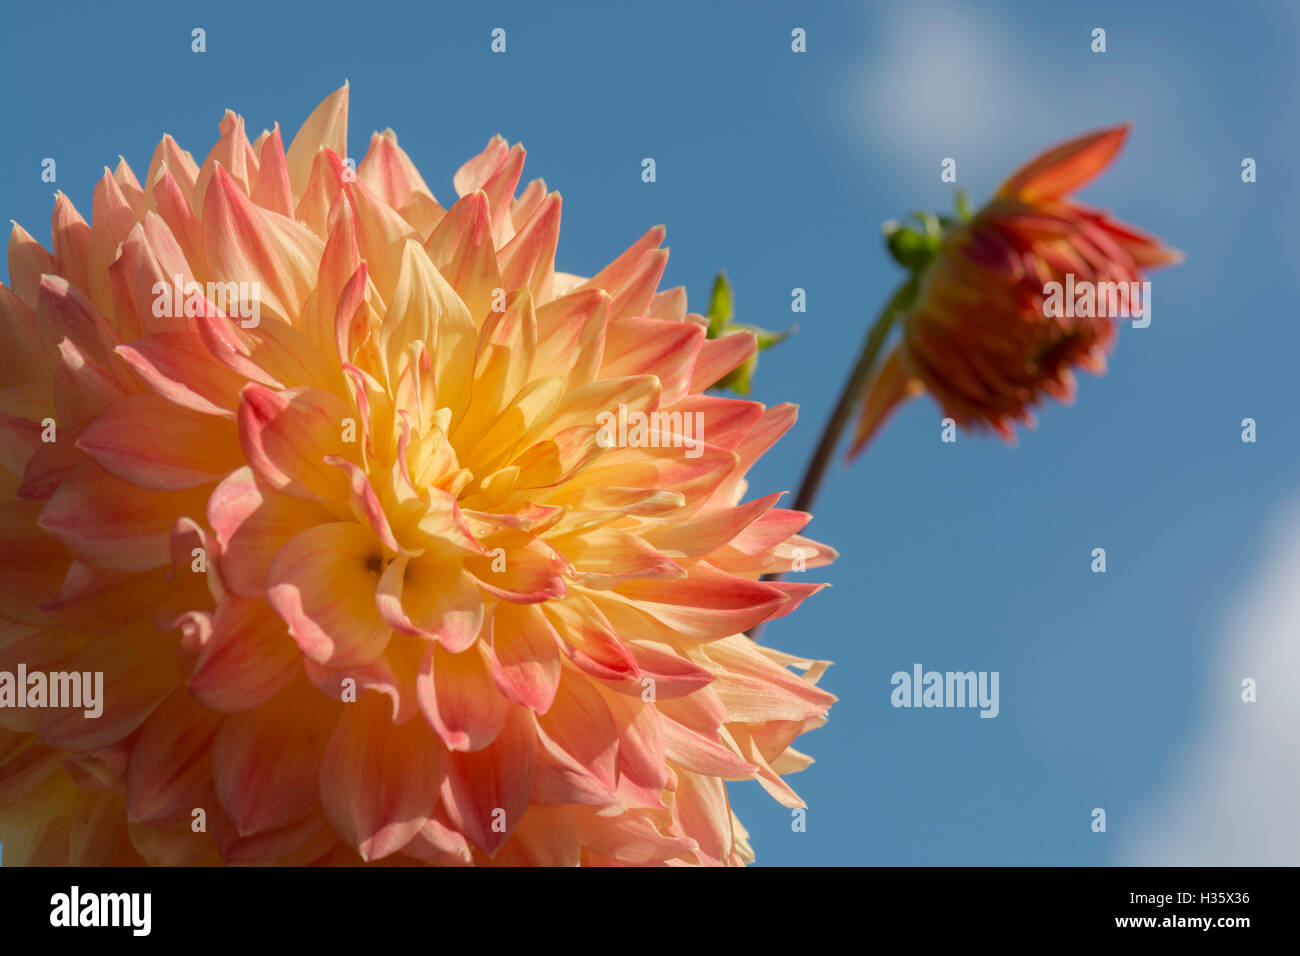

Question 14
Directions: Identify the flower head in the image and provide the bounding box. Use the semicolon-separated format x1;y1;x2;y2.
850;125;1181;455
0;86;834;866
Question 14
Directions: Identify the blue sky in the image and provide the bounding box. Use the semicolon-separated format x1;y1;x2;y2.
2;0;1296;865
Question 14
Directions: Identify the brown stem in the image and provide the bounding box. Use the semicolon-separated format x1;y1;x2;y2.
748;277;915;643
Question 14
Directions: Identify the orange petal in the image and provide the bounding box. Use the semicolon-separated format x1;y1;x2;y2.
202;165;323;325
124;687;223;825
453;135;509;198
39;462;210;572
479;143;526;247
626;639;715;699
606;568;786;642
207;467;333;598
358;130;439;222
0;500;67;623
318;690;441;861
600;686;667;809
77;392;240;490
0;285;47;389
689;331;757;394
51;192;93;296
237;384;357;502
285;84;349;203
641;492;782;559
417;641;509;752
579;225;665;298
605;247;668;322
423;190;501;323
186;597;301;712
531;673;619;806
252;124;294;218
7;221;55;307
116;330;246;417
463;527;568;603
489;804;579;866
544;595;641;684
533;288;609;389
600;317;703;406
398;812;473;865
39;624;180;751
485;602;561;713
848;346;925;460
673;769;733;864
211;676;337;836
439;702;535;855
380;239;475;399
192;110;259;212
376;554;484;651
341;176;419;305
265;522;392;667
998;124;1130;203
498;192;560;300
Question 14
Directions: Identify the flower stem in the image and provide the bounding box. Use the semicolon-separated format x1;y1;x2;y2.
748;277;915;643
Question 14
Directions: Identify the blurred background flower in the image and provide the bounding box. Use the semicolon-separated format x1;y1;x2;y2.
850;126;1182;456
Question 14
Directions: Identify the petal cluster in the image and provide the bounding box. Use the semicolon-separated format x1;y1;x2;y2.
0;86;835;865
852;126;1181;452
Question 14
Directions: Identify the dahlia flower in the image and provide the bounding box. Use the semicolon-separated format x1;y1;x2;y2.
849;125;1182;454
0;85;835;866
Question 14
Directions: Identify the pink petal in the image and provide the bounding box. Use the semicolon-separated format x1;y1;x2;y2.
418;641;509;752
77;392;241;490
207;467;333;598
187;596;301;712
484;602;561;713
125;687;223;825
265;522;392;668
376;554;484;652
439;703;535;855
318;691;441;861
212;677;337;836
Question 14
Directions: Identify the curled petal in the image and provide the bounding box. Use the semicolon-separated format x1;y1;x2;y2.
484;602;561;714
319;690;441;861
212;677;337;836
266;522;392;667
237;384;357;501
186;597;301;712
125;688;223;826
376;554;484;651
439;703;535;856
77;392;241;490
418;641;509;752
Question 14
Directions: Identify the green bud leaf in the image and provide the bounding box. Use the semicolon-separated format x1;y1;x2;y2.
955;189;974;222
702;273;794;394
886;225;935;272
705;271;733;337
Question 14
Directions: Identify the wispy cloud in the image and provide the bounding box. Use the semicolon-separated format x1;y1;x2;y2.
840;1;1205;199
1126;496;1300;865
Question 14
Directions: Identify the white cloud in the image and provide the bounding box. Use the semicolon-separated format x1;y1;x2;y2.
1125;497;1300;865
841;2;1199;198
846;3;1038;177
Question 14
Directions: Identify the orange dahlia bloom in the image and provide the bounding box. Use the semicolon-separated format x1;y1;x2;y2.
0;86;835;866
850;125;1181;454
